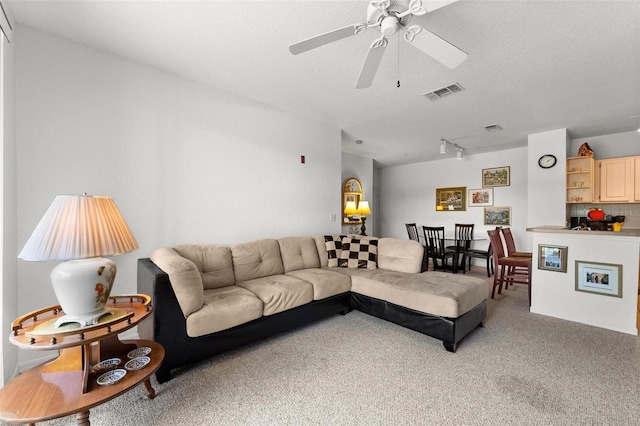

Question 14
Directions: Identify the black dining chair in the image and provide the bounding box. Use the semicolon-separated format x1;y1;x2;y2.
463;241;494;277
446;223;474;273
422;226;456;272
406;223;428;272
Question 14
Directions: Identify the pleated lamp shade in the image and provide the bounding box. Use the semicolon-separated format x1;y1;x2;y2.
344;200;358;215
19;194;138;261
355;201;372;216
18;194;139;327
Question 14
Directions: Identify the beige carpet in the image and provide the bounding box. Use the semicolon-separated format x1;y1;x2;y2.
22;268;640;425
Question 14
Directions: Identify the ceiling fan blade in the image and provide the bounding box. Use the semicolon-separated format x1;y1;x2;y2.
289;23;368;55
403;25;467;69
422;0;459;13
355;38;388;89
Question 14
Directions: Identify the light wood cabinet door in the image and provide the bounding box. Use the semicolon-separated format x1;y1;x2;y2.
597;157;635;202
635;157;640;201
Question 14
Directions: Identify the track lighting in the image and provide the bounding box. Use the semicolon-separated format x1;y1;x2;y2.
440;138;466;158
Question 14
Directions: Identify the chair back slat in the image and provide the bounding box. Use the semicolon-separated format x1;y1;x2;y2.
405;223;419;242
487;229;506;259
502;227;517;256
453;223;474;251
422;226;446;256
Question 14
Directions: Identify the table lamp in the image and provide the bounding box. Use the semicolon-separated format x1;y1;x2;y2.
18;194;138;328
356;201;372;236
344;200;358;222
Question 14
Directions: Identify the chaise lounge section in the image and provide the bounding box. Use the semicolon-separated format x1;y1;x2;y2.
137;235;487;383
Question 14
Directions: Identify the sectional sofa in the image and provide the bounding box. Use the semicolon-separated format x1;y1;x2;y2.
137;235;488;383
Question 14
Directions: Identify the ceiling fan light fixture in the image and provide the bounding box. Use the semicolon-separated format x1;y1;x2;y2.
457;149;464;160
440;141;447;154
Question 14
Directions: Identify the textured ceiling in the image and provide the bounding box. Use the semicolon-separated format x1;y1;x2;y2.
6;0;640;166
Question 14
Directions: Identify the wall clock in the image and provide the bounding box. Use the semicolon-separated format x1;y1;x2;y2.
538;154;557;169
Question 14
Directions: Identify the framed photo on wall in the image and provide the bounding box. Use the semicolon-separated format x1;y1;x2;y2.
575;261;622;298
468;188;494;207
483;206;511;225
435;186;466;211
538;245;567;273
482;166;510;187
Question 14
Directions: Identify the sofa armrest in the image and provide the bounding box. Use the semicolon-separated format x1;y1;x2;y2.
150;247;204;317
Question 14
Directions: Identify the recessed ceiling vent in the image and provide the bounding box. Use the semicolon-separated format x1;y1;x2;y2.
423;83;464;101
484;124;503;132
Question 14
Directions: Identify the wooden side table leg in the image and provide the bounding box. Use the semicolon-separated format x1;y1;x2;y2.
76;410;90;425
143;378;156;399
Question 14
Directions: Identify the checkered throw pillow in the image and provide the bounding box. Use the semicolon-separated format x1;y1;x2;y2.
324;235;346;267
338;237;378;269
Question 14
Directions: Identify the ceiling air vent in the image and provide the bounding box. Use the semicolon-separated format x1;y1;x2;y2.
423;83;464;101
484;124;503;132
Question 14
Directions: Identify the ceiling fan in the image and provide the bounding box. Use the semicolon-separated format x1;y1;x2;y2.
289;0;468;89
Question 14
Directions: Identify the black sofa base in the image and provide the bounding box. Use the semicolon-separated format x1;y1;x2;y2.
351;293;486;353
138;258;486;382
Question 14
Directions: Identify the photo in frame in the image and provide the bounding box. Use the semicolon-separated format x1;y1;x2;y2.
483;206;511;225
482;166;510;187
468;188;494;207
575;261;622;298
538;244;567;272
435;186;466;211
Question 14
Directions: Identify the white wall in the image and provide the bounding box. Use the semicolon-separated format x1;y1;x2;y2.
341;151;374;235
14;26;342;364
1;9;18;385
530;231;639;335
379;147;529;254
527;129;568;229
571;131;640;160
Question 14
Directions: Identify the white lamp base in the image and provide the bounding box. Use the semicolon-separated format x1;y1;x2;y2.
50;257;117;328
54;307;117;328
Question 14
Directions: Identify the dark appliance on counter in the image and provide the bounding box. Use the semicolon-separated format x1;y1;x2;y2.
570;215;625;231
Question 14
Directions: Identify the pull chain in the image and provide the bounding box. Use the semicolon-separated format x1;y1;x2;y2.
396;35;401;88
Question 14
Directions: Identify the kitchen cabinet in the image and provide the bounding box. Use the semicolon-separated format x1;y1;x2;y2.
635;157;640;201
595;157;635;202
566;157;594;203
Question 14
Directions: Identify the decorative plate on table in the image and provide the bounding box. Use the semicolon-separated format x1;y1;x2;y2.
92;357;121;372
97;368;127;386
125;356;150;371
127;347;151;359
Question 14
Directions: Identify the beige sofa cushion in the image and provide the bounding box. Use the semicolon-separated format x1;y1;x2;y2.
186;286;263;337
343;269;487;318
150;247;204;318
231;239;284;282
286;268;351;300
174;244;235;289
236;275;313;316
377;238;424;273
278;237;321;273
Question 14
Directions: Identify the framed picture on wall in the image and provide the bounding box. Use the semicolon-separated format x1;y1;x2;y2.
538;245;568;273
483;206;511;225
435;186;466;211
482;166;510;187
468;188;494;207
575;261;622;298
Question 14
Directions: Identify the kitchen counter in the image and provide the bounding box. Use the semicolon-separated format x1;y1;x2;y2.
527;225;640;238
526;227;639;335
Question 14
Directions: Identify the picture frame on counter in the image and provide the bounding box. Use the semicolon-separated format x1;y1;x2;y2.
575;261;622;298
538;245;567;273
483;206;511;225
468;188;494;207
482;166;510;187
